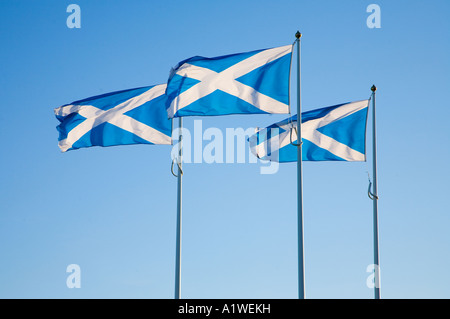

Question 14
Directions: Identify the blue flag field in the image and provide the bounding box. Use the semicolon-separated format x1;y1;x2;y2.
54;84;172;152
249;100;370;162
165;45;293;118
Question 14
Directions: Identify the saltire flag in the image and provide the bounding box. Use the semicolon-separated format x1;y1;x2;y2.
54;84;172;152
165;45;293;118
249;100;369;162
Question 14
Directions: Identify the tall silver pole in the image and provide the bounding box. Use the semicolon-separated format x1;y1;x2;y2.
295;30;305;299
174;117;183;299
371;85;380;299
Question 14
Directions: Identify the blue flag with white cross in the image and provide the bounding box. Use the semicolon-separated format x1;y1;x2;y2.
54;84;172;152
165;45;293;118
249;100;369;162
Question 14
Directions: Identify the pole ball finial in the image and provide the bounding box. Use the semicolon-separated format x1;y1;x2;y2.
295;31;302;39
371;85;377;92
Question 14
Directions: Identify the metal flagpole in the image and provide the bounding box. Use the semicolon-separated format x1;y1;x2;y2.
174;117;183;299
370;85;381;299
295;30;305;299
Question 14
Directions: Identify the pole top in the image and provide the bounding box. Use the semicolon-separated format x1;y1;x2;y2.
371;84;377;92
295;31;302;39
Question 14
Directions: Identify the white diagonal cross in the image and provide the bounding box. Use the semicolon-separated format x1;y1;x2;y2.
55;84;171;152
167;45;292;118
255;100;369;161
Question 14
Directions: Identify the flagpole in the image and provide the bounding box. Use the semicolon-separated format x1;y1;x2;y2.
174;117;183;299
371;85;381;299
295;30;305;299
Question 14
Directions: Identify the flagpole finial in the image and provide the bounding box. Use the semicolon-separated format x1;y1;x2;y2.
295;31;302;39
371;85;377;92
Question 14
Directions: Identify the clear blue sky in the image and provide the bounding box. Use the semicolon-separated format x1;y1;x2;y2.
0;0;449;299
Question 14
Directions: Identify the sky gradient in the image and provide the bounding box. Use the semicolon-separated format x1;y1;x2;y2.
0;0;449;298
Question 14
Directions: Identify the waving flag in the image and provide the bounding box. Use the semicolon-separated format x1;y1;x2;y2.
249;100;369;162
166;45;293;118
54;84;172;152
